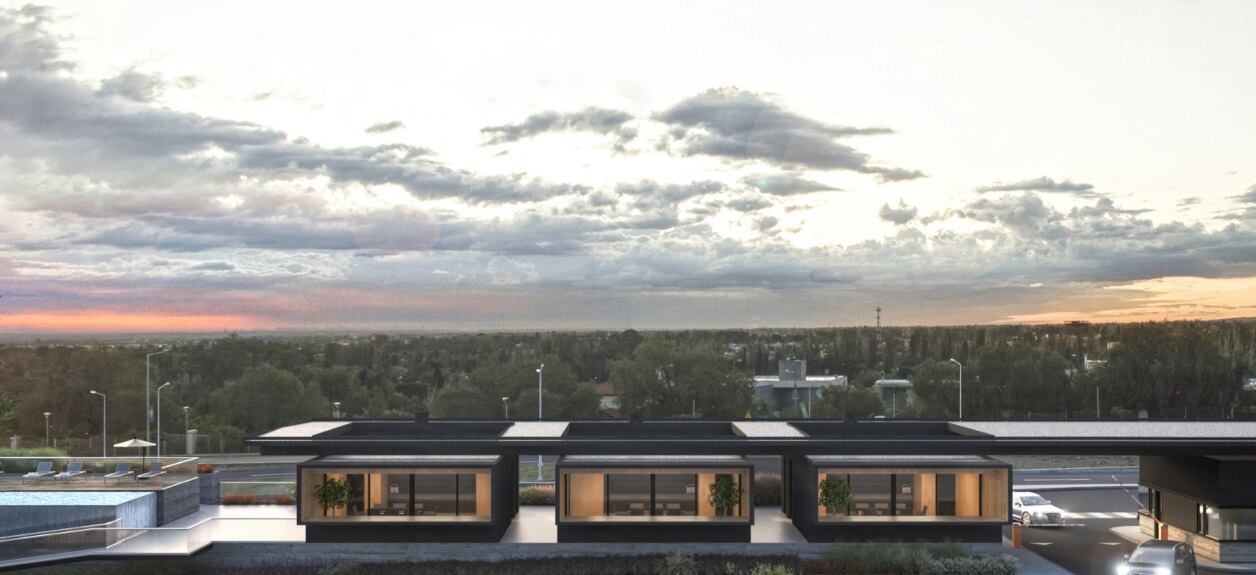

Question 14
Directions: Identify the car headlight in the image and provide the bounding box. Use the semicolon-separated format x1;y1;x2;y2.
1155;568;1171;575
1115;564;1129;575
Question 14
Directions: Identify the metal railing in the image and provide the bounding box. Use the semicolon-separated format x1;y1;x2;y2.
0;515;300;568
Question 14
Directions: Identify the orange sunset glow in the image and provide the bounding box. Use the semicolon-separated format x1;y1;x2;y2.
1;311;267;334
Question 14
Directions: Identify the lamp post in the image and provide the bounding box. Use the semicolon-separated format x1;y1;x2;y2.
332;402;341;419
501;397;509;420
43;412;51;447
949;358;964;420
156;382;172;456
183;406;190;435
536;363;544;481
89;390;107;457
145;346;170;442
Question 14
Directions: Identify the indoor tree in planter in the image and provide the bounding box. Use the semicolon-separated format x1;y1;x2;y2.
314;477;351;516
707;474;743;517
819;475;852;515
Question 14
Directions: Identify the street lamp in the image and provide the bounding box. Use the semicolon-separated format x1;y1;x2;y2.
536;363;544;481
333;402;342;418
949;358;964;421
89;390;107;457
156;382;172;456
145;346;170;442
43;412;51;447
501;397;510;420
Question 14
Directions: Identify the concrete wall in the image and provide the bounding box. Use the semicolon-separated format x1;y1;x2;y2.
156;477;200;525
0;493;156;538
199;470;220;504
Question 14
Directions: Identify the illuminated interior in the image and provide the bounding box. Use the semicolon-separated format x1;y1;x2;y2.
559;468;751;523
300;467;491;523
816;467;1008;522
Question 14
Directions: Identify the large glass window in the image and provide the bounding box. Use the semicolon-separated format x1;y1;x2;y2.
299;468;491;522
895;474;916;516
816;468;1008;522
560;468;750;522
457;474;478;516
1204;507;1256;541
346;474;367;516
414;474;456;516
607;474;652;516
935;473;956;516
849;474;892;517
654;474;698;516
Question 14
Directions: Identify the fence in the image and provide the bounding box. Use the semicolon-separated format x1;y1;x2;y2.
14;434;254;457
0;515;300;569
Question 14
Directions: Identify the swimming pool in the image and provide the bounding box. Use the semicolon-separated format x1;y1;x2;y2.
0;491;150;506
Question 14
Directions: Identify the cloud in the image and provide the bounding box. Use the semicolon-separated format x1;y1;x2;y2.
481;107;635;146
654;87;923;182
364;120;404;134
1177;196;1201;208
97;68;167;102
742;173;839;195
976;176;1099;198
3;6;1256;331
1236;184;1256;204
879;200;918;225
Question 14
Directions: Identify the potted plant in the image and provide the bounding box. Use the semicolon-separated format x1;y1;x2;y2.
314;477;352;516
819;475;852;515
707;474;743;517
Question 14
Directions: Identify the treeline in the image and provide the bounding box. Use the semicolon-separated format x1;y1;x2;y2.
0;320;1253;444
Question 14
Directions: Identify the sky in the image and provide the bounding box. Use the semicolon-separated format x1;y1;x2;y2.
1;0;1255;333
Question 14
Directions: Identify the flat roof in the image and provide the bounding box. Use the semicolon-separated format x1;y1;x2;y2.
806;454;1007;468
558;455;750;468
732;421;808;438
306;455;501;467
257;421;351;438
950;421;1256;438
247;419;1256;457
500;422;570;438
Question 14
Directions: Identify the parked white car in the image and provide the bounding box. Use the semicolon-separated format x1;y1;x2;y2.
1012;491;1067;527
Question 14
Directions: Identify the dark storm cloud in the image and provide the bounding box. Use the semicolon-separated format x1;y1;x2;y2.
481;107;635;146
364;120;404;134
654;88;923;182
976;176;1099;198
879;201;918;225
741;173;839;195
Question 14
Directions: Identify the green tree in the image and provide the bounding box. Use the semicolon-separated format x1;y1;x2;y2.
610;338;753;418
207;365;328;433
0;391;16;435
430;382;492;418
811;386;884;420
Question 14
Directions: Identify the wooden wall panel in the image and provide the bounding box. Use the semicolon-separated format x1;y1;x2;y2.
956;473;981;517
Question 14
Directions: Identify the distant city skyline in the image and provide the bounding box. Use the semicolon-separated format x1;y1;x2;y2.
1;1;1255;333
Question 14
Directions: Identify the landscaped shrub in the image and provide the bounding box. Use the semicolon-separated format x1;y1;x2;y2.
753;474;781;506
29;555;805;575
221;494;293;505
518;485;555;505
816;544;1014;575
925;555;1018;575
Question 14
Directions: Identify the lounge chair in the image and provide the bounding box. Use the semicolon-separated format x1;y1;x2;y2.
21;461;55;484
104;462;133;485
54;461;87;481
136;462;166;481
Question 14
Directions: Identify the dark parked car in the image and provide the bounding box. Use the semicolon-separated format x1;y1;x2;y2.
1117;540;1197;575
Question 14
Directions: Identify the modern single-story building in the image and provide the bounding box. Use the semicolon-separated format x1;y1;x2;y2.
248;418;1256;563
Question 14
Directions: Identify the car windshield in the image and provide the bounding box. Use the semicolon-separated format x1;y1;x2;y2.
1129;546;1174;564
1020;496;1051;506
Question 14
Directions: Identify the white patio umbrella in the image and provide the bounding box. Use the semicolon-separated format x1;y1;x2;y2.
113;437;156;469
